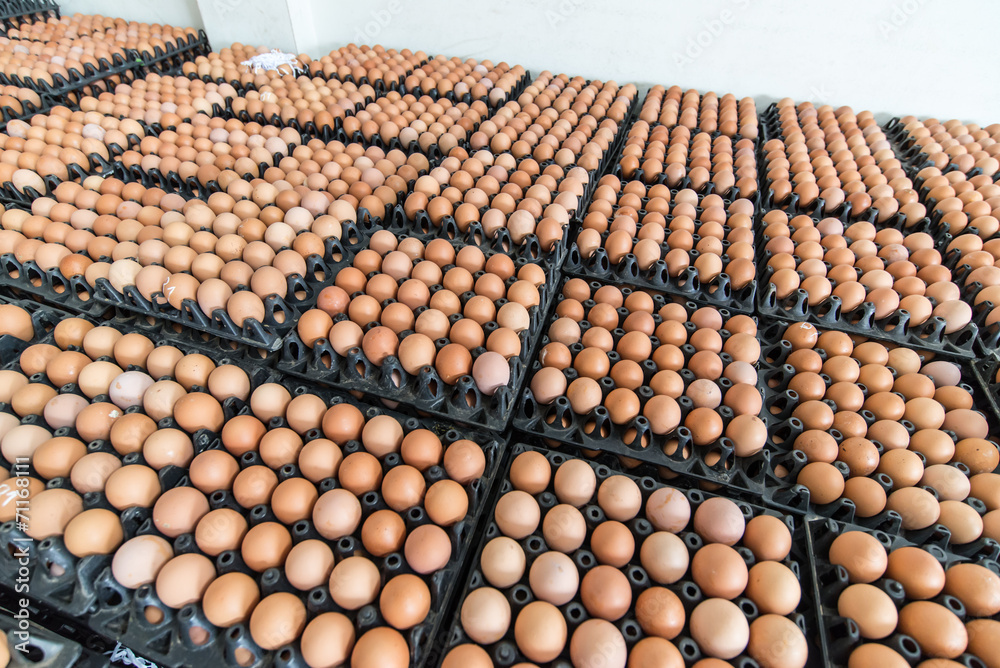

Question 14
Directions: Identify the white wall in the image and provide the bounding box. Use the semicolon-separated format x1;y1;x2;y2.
60;0;203;29
288;0;1000;126
54;0;1000;126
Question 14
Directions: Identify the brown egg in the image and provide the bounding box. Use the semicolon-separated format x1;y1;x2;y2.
886;546;946;599
838;584;898;639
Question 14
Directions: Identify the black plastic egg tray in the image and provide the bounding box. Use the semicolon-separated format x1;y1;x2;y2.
0;150;121;207
805;517;1000;668
441;443;822;668
0;597;113;668
608;161;752;203
881;117;946;176
755;319;1000;540
0;254;116;319
514;278;770;495
370;204;572;270
0;51;145;108
563;187;759;313
131;31;212;77
755;275;978;359
0;0;58;29
277;245;557;433
0;336;508;668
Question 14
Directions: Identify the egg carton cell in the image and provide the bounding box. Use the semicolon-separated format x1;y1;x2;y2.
805;517;1000;668
755;319;1000;543
440;443;820;668
278;253;555;433
515;279;770;494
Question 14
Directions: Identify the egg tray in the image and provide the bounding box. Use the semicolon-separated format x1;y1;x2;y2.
277;267;555;433
608;161;752;203
0;295;282;370
441;443;822;668
755;320;1000;536
130;31;212;77
634;89;759;141
109;146;301;202
0;51;145;106
0;150;122;206
374;205;571;269
972;355;1000;427
0;92;62;132
0;0;59;29
563;236;758;315
805;516;1000;668
401;68;533;114
0;594;115;668
755;271;979;359
0;254;119;319
882;117;952;175
513;285;771;495
92;276;305;352
1;390;506;668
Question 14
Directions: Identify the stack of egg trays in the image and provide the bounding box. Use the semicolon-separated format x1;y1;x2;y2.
0;51;145;109
805;516;999;667
0;253;115;319
401;67;532;113
90;232;362;352
0;599;112;668
513;278;771;496
0;92;60;132
0;348;507;668
756;318;1000;542
0;0;58;31
563;187;759;314
110;140;305;201
754;244;977;361
0;149;121;205
132;30;212;77
881;117;936;174
944;250;1000;356
442;443;822;667
278;237;558;433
